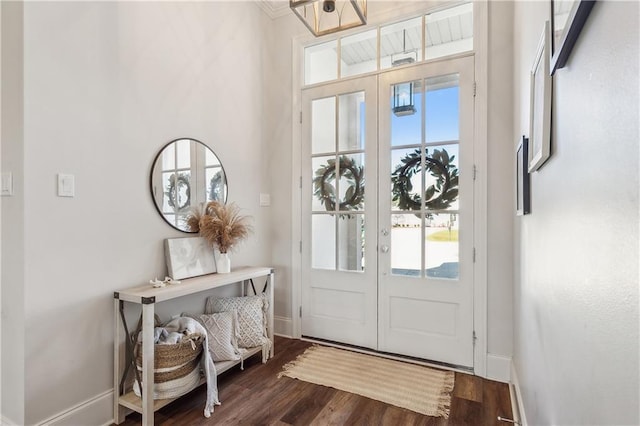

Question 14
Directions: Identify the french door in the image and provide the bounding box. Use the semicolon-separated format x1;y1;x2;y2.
301;76;379;349
301;56;475;368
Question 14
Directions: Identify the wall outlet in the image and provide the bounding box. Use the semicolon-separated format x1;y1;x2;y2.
260;193;271;206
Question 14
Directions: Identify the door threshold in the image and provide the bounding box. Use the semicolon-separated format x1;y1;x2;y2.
301;336;474;375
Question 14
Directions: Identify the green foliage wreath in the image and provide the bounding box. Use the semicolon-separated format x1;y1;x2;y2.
208;171;225;202
391;148;459;211
165;173;191;211
313;156;364;212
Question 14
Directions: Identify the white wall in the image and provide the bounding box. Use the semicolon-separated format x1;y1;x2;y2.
2;2;272;424
512;1;639;425
263;11;300;336
1;2;25;424
486;0;514;365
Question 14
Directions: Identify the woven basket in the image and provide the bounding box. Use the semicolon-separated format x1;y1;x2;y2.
135;334;204;384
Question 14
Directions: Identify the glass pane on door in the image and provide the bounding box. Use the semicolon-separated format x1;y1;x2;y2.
425;213;459;279
312;97;336;154
339;92;366;151
425;74;460;142
338;153;365;212
390;80;422;147
312;214;336;270
424;144;459;211
391;213;422;276
312;155;337;211
338;214;365;272
386;73;460;279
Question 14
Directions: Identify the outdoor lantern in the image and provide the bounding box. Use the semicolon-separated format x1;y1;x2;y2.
393;82;416;117
290;0;367;37
391;29;417;117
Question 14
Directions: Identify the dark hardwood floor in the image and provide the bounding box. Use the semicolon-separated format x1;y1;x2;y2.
119;336;512;425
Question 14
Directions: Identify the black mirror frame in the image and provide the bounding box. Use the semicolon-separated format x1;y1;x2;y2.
149;138;228;233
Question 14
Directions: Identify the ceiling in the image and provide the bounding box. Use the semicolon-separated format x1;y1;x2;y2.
256;0;291;19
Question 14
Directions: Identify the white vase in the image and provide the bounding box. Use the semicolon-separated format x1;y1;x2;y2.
218;252;231;273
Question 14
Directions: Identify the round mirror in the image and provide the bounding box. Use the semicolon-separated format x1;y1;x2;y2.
150;138;228;232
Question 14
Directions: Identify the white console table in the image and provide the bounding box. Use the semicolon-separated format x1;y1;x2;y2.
113;266;274;426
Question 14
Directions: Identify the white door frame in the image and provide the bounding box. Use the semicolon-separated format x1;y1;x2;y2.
290;2;488;377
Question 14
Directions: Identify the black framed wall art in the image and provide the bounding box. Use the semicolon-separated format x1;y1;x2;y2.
550;0;596;74
516;136;531;216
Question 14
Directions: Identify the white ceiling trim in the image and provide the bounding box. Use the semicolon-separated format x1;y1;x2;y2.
256;0;291;19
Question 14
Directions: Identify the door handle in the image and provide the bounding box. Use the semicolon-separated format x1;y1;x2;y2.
380;245;389;253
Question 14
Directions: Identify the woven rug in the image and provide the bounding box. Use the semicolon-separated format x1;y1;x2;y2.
279;345;454;418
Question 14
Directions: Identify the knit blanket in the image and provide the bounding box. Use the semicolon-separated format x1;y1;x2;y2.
168;316;220;417
135;316;220;417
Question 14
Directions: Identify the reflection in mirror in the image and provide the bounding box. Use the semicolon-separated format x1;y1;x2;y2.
150;138;227;232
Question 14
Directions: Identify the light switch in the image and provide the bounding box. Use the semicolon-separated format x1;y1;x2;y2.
58;174;75;197
1;172;13;196
260;193;271;207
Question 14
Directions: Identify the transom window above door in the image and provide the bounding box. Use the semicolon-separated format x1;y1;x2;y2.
304;2;473;85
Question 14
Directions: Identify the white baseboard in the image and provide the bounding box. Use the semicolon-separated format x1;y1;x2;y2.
510;363;528;426
486;353;511;383
36;390;113;426
274;315;293;337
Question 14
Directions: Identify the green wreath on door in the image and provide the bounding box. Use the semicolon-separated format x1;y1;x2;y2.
391;148;459;211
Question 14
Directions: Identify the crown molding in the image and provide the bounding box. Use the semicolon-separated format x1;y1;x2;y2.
256;0;291;19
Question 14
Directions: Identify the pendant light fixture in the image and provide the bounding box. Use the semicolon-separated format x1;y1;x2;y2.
392;83;416;117
392;29;417;117
290;0;367;37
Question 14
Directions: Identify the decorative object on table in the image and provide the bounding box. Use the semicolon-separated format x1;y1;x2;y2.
149;276;182;288
150;138;228;233
165;237;217;280
290;0;367;37
528;21;552;173
516;136;531;216
149;278;166;288
186;201;252;273
550;0;596;75
164;276;181;285
279;345;455;418
205;295;271;362
391;148;459;211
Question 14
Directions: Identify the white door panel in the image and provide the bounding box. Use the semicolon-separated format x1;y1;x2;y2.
301;77;378;350
378;56;475;367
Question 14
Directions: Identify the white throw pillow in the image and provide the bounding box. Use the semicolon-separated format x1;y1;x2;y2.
205;295;269;349
193;311;241;362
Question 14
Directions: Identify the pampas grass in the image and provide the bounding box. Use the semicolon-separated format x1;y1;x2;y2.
188;201;252;253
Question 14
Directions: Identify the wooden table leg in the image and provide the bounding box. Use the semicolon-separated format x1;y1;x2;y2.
141;301;155;425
